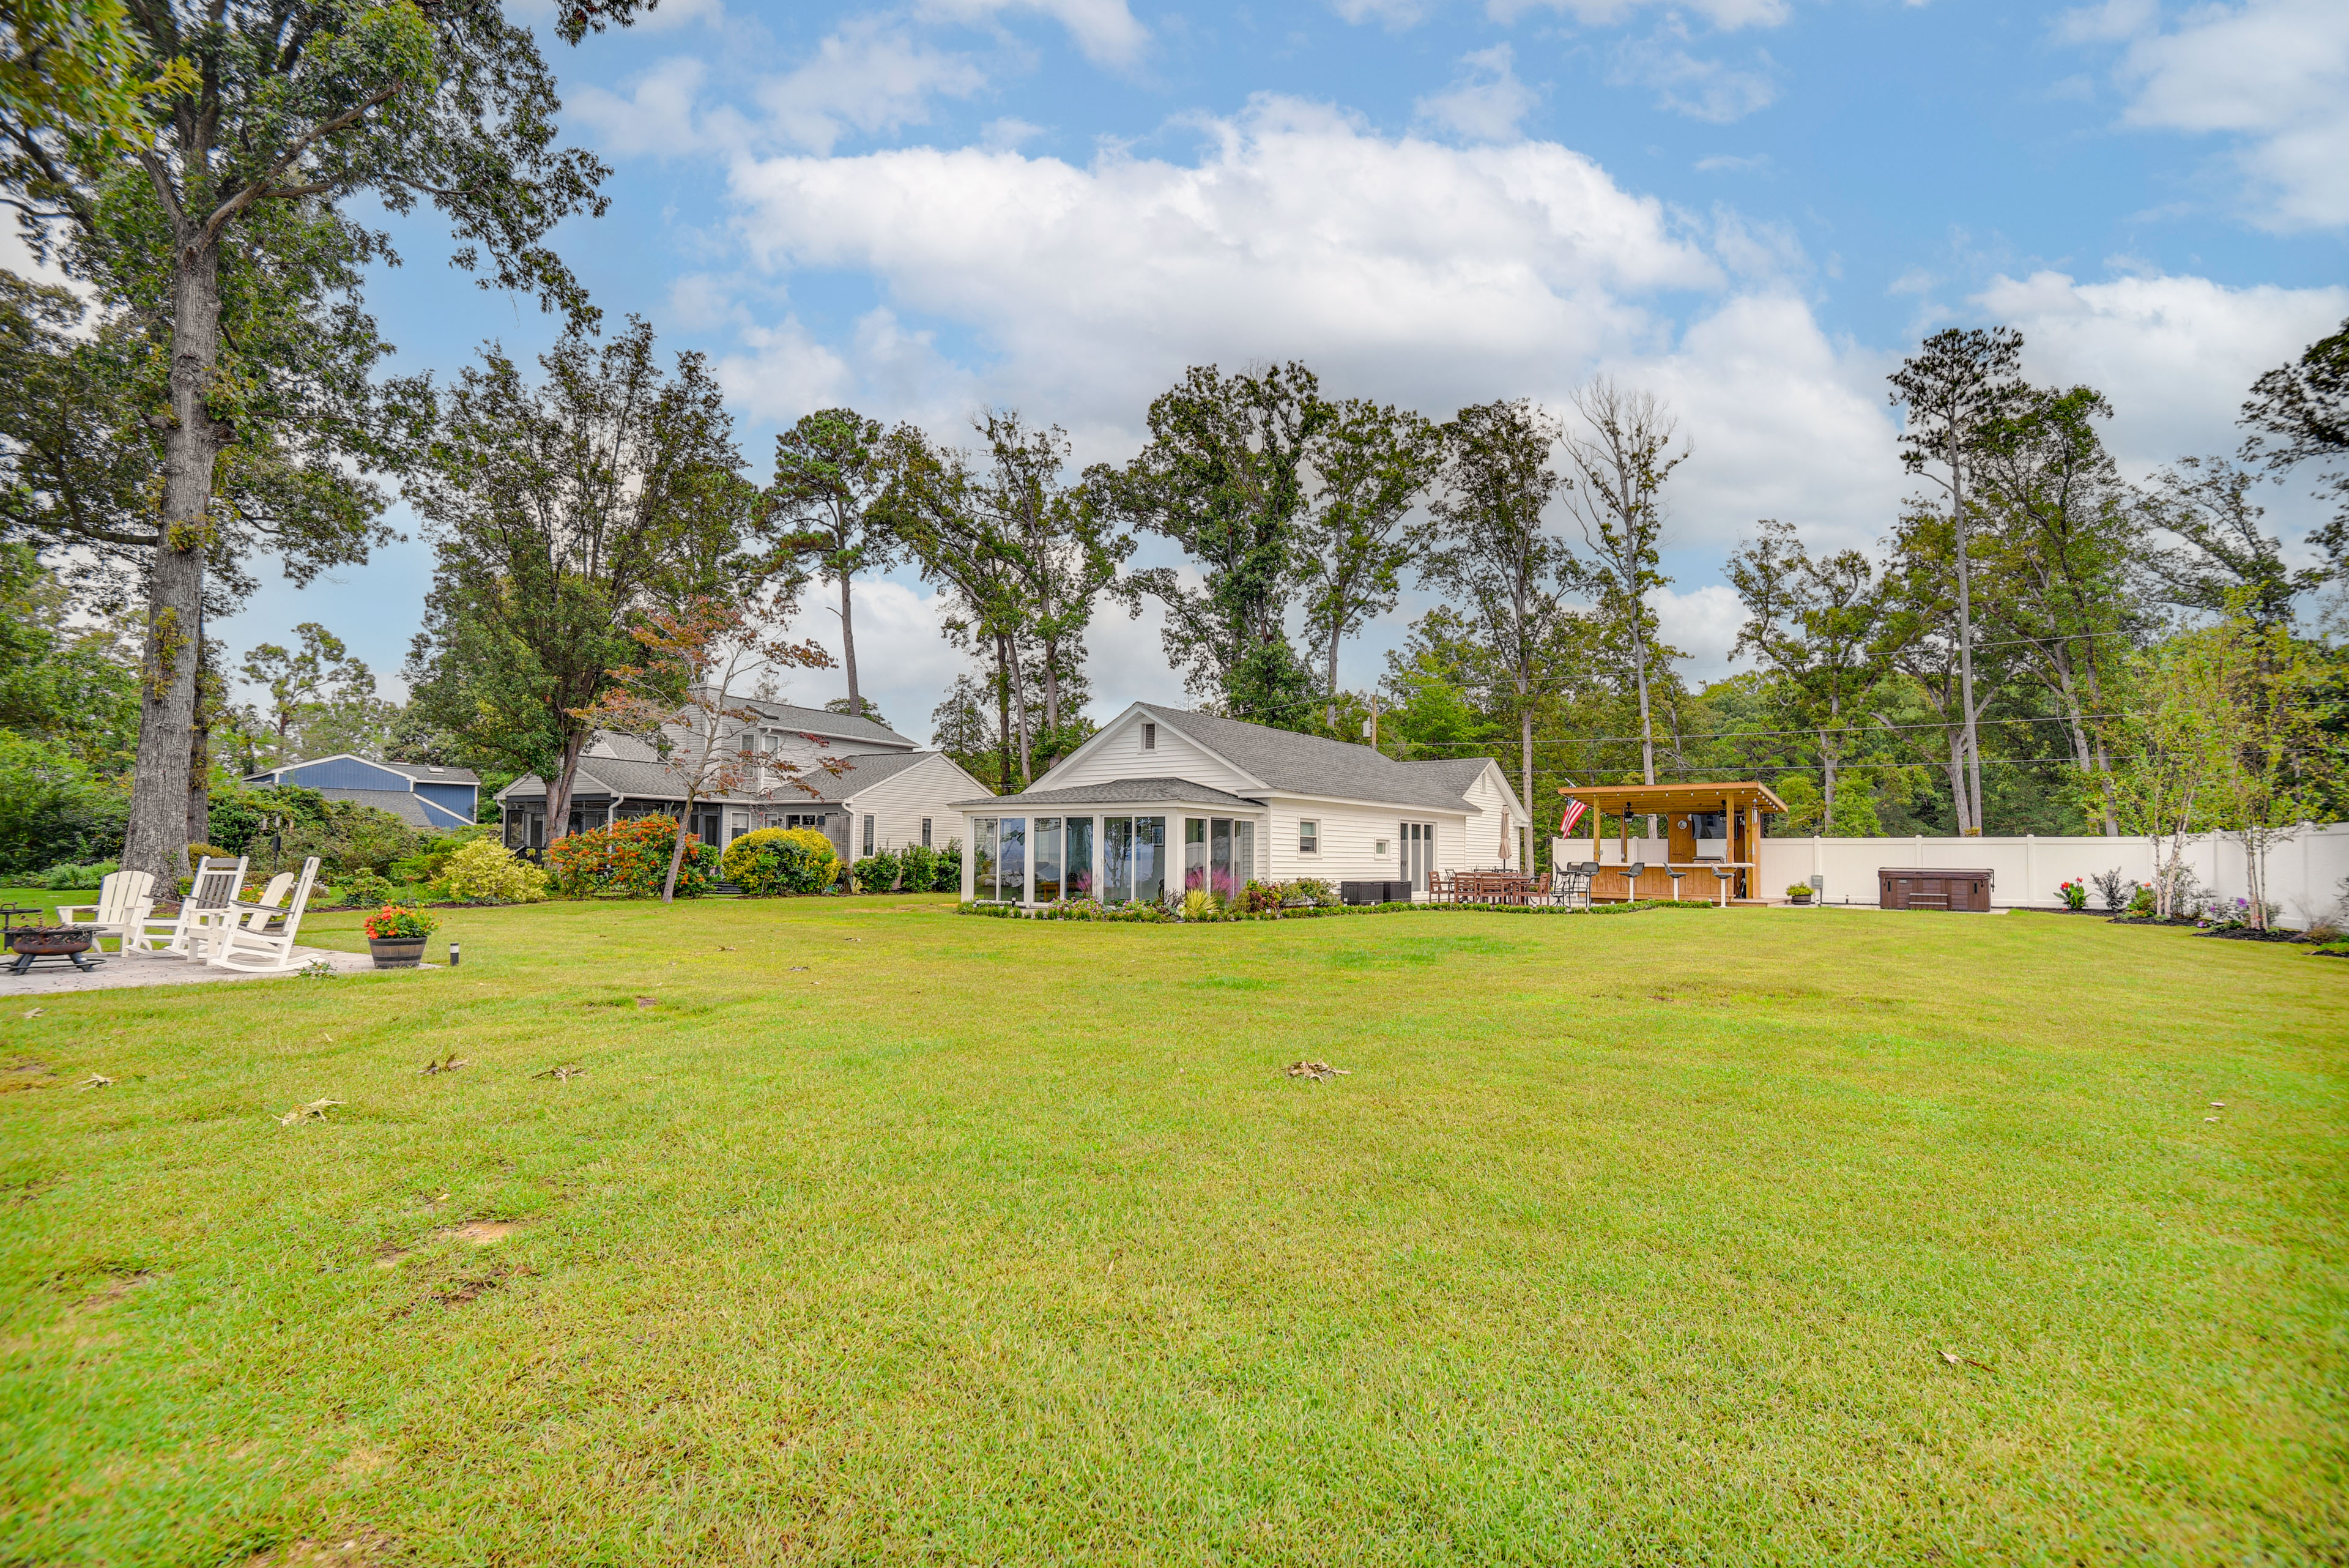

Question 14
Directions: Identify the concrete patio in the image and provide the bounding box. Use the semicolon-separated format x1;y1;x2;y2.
0;945;432;998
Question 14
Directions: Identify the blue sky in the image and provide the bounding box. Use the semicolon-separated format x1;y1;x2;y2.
206;0;2347;738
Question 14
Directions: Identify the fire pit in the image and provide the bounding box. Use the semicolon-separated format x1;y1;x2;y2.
8;925;102;974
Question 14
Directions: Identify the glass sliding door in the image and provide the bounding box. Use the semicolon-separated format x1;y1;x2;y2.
999;817;1027;904
1065;817;1094;899
1135;817;1165;902
1104;817;1134;904
1184;818;1208;891
1398;821;1435;891
1234;820;1255;889
1209;818;1233;898
974;817;998;900
1034;817;1063;903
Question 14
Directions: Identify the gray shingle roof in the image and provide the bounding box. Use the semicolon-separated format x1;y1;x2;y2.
796;749;935;801
376;760;481;784
1400;758;1496;795
951;776;1256;810
498;749;948;808
317;788;439;828
1137;705;1477;812
737;696;913;748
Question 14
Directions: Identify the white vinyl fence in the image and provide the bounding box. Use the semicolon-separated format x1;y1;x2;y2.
1750;823;2349;917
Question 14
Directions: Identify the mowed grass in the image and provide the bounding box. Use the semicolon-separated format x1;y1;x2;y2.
1;898;2343;1566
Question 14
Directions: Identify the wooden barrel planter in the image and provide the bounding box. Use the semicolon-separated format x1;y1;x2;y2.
368;937;427;969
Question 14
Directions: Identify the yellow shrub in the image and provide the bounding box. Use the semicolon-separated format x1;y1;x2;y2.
433;838;550;903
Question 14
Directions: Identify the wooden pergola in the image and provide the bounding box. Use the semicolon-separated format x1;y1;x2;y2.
1554;781;1789;904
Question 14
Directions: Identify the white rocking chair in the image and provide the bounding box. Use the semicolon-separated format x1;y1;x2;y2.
207;858;322;975
56;870;157;954
136;856;248;959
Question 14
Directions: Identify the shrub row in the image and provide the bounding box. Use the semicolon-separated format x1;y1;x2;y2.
850;841;963;894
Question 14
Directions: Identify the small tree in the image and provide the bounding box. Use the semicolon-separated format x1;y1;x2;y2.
765;408;899;721
1561;381;1689;802
571;592;835;904
2100;630;2235;918
1727;519;1888;833
1294;398;1441;731
1889;328;2026;834
241;622;373;762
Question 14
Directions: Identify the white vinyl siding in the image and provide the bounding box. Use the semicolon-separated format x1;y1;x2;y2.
838;754;992;858
1035;711;1261;796
1260;797;1466;885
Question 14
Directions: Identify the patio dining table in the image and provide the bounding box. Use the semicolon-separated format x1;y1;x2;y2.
1452;871;1540;906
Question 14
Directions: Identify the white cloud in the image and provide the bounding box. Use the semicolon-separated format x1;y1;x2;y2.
1694;152;1770;173
1415;45;1540;141
2078;0;2349;231
1650;584;1750;680
571;56;712;157
728;95;1722;446
1973;269;2349;472
1488;0;1791;29
713;314;859;424
914;0;1148;66
1330;0;1430;29
761;20;989;155
721;97;1910;581
1609;35;1779;122
1597;290;1906;554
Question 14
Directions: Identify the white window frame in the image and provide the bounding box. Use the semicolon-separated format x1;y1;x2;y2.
1298;819;1319;855
1141;721;1157;751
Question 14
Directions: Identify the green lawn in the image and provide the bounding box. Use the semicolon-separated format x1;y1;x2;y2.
2;898;2343;1565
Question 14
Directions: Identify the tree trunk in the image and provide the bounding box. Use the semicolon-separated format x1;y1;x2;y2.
1820;727;1836;832
1006;635;1034;786
1519;700;1534;873
1326;633;1341;734
187;701;211;849
662;792;692;904
1633;618;1657;837
993;634;1014;793
121;237;225;886
838;571;859;718
546;729;588;845
1944;730;1967;832
1950;426;1983;834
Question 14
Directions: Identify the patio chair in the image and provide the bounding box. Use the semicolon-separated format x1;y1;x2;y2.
135;856;248;959
1554;863;1591;912
207;858;322;975
237;872;296;931
56;870;155;954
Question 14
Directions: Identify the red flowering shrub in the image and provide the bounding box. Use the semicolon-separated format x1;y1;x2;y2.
547;815;714;898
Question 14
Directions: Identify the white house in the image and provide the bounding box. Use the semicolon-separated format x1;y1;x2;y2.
952;702;1528;906
497;697;991;864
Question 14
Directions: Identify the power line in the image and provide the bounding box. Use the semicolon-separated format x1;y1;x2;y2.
1392;711;2142;749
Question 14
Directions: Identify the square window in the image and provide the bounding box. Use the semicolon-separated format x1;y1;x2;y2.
1299;819;1319;854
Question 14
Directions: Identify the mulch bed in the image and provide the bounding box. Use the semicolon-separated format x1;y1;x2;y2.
2193;927;2314;943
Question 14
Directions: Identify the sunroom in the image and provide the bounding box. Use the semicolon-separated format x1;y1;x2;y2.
954;779;1269;907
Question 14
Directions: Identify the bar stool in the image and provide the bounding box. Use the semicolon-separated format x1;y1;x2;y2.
1625;861;1646;903
1712;865;1733;907
1667;868;1687;902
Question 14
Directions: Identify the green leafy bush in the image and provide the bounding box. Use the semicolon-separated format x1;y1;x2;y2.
336;868;395;907
897;843;938;892
0;733;127;877
853;848;902;893
34;859;116;889
932;838;961;893
432;838;549;904
207;784;421;878
722;827;839;896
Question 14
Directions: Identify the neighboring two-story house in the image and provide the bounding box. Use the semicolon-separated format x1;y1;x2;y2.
243;756;481;831
494;699;990;864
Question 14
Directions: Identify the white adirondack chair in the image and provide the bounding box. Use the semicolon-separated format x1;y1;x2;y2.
239;872;296;930
136;856;248;958
56;870;157;953
207;858;322;975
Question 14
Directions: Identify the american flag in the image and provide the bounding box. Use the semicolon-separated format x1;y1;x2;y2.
1560;798;1588;836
